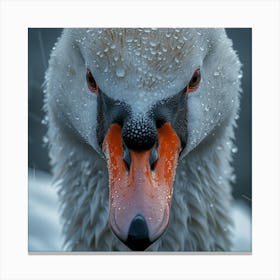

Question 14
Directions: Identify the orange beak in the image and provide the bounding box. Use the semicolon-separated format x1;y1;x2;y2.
102;122;181;250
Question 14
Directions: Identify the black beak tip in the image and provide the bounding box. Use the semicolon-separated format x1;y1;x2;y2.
124;214;152;251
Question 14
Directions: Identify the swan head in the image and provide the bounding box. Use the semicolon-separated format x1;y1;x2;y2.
46;28;241;250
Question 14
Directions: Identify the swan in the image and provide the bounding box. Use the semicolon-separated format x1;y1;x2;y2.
44;28;242;251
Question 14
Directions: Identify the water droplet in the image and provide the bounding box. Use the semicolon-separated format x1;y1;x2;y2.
150;40;158;47
231;147;238;153
230;174;236;182
116;67;126;77
214;71;220;76
43;136;48;144
41;116;48;125
200;47;204;51
238;73;242;78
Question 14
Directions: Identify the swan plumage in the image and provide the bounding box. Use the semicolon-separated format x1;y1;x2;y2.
44;28;242;251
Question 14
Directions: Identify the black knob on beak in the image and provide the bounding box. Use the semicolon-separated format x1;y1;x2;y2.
124;214;152;251
122;116;157;151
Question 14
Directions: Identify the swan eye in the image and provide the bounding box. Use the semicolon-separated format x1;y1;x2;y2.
186;68;201;94
86;68;99;95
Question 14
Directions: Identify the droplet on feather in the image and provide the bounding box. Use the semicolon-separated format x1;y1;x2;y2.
116;67;126;78
150;40;158;47
43;136;49;144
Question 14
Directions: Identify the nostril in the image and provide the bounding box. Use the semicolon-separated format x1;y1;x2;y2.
149;145;158;171
125;214;151;251
122;144;131;171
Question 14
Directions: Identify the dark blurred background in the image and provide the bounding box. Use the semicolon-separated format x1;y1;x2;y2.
28;28;252;206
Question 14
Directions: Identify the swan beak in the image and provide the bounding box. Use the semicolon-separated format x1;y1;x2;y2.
102;122;181;251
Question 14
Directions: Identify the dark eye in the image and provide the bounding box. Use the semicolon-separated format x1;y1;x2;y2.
186;68;201;94
86;68;98;95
